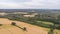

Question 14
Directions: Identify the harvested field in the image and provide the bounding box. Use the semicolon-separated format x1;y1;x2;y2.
0;18;60;34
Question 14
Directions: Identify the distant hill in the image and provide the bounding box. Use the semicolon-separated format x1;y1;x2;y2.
0;9;60;13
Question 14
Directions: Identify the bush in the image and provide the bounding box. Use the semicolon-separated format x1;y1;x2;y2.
11;22;16;26
48;31;53;34
23;27;27;31
48;29;54;34
0;24;3;26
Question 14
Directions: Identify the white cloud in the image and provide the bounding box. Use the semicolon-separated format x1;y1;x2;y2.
0;0;60;9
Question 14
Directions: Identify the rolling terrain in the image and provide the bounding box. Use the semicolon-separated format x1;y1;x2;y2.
0;18;49;34
0;17;60;34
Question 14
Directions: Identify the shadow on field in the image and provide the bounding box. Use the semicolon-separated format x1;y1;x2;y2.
11;22;27;32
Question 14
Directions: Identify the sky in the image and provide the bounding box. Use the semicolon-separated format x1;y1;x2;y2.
0;0;60;9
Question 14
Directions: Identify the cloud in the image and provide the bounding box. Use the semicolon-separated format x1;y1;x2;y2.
0;0;60;9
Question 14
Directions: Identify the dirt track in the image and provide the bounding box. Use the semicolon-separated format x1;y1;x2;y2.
0;18;59;34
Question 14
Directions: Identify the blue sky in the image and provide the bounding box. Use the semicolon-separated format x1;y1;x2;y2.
0;0;60;9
